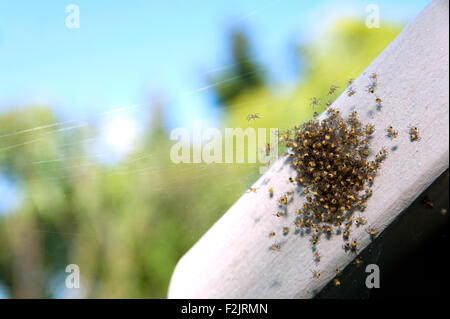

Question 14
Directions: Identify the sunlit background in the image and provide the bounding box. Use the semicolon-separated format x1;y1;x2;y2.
0;0;429;298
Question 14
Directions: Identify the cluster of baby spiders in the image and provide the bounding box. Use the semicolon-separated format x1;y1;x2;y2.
269;106;386;256
409;126;420;141
266;73;421;283
386;126;398;139
386;123;420;142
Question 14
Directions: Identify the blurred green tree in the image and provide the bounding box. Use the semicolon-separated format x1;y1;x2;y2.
206;27;266;105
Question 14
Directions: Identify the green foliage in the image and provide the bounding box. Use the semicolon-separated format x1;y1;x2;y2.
206;27;266;105
0;19;401;298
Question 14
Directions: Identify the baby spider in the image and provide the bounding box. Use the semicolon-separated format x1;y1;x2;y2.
268;187;274;197
347;87;356;97
365;124;375;135
265;143;271;155
351;240;358;252
423;196;434;209
271;243;280;251
278;195;287;205
268;231;276;237
315;252;321;262
354;258;362;267
409;126;419;133
283;227;289;235
311;270;320;279
343;242;350;251
328;85;339;95
356;216;366;226
275;212;285;218
366;81;377;93
375;96;382;109
247;113;262;122
375;148;387;161
310;97;320;108
343;230;350;241
369;72;377;81
334;278;341;286
366;227;377;240
410;133;419;141
346;78;354;87
311;234;319;245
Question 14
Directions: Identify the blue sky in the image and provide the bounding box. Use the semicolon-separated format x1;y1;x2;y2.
0;0;429;130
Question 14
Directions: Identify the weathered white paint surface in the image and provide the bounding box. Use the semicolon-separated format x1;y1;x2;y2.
168;0;449;299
